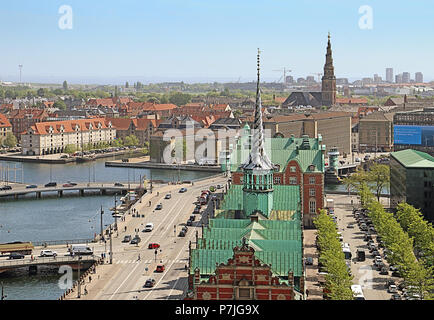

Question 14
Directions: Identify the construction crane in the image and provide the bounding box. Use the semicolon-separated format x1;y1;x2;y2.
311;73;323;83
273;67;292;83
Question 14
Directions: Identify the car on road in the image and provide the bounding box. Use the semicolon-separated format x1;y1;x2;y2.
392;270;402;277
44;182;57;187
389;265;398;272
155;203;163;210
216;184;222;189
155;265;165;273
130;236;141;244
9;252;25;259
388;285;398;293
186;219;193;226
164;193;171;199
178;229;186;237
356;249;366;261
63;183;74;187
122;235;132;243
193;206;201;214
390;293;402;300
372;250;380;257
380;267;389;275
40;250;57;257
189;215;196;221
148;243;160;249
386;279;396;288
305;257;313;265
209;186;216;192
347;223;354;229
364;154;371;161
179;188;187;193
25;185;38;189
114;182;124;187
355;157;361;162
144;279;156;288
143;223;154;232
360;223;368;231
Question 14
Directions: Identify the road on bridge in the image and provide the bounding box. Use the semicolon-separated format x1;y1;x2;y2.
63;175;227;300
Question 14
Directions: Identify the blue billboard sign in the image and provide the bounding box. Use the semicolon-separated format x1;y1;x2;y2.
394;125;434;146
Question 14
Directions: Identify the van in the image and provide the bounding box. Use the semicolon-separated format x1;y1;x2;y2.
356;249;365;261
144;223;154;232
70;245;93;256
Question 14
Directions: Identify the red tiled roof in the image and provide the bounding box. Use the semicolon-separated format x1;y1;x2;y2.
0;113;12;128
336;98;368;104
27;118;110;135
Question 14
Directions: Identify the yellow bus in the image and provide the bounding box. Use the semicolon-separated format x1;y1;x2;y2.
0;242;34;255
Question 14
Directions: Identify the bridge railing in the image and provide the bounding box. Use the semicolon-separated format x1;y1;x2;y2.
0;255;97;268
33;238;96;247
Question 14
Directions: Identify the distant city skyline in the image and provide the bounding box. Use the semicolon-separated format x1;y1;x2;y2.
0;0;433;85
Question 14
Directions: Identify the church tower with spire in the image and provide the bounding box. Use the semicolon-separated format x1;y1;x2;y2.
241;49;275;218
321;33;336;107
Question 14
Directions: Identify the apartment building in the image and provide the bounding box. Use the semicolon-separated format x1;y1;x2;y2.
21;118;116;155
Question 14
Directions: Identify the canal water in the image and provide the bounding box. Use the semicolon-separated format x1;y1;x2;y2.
0;157;215;300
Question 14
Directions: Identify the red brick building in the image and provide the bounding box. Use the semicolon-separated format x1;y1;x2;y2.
229;132;325;228
185;242;298;300
7;109;49;141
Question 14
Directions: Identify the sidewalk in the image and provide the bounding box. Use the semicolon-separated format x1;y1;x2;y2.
303;229;323;300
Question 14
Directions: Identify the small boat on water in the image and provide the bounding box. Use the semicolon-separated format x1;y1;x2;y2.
76;155;96;163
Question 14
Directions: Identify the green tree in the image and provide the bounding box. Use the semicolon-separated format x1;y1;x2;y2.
4;133;17;148
123;134;139;147
112;138;123;147
169;92;191;106
366;164;390;201
64;144;77;154
37;88;46;97
53;100;67;110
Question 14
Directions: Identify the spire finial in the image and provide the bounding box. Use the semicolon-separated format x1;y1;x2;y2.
328;31;330;40
257;48;261;84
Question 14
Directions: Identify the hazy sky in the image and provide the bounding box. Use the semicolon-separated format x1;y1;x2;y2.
0;0;433;84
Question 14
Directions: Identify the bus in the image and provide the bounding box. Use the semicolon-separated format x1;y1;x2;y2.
0;242;34;255
351;285;365;300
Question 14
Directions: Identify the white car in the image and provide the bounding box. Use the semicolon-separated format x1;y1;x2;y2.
40;250;57;257
388;285;398;293
143;223;154;232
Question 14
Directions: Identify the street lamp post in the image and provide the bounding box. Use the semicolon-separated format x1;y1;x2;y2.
1;282;6;300
100;206;104;242
109;226;113;264
77;256;82;298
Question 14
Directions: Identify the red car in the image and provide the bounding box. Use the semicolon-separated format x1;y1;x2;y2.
63;183;73;187
155;264;165;272
148;243;160;249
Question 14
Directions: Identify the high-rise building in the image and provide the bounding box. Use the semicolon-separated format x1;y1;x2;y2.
321;33;336;107
395;73;403;83
402;72;411;83
386;68;394;83
374;74;382;83
285;75;294;84
415;72;423;83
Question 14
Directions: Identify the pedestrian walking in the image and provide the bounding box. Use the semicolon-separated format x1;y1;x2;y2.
306;289;309;298
89;276;92;283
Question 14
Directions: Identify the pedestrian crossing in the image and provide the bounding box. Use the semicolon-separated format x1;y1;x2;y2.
115;259;187;264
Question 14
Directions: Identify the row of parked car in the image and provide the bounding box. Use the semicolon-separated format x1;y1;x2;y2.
354;208;420;300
